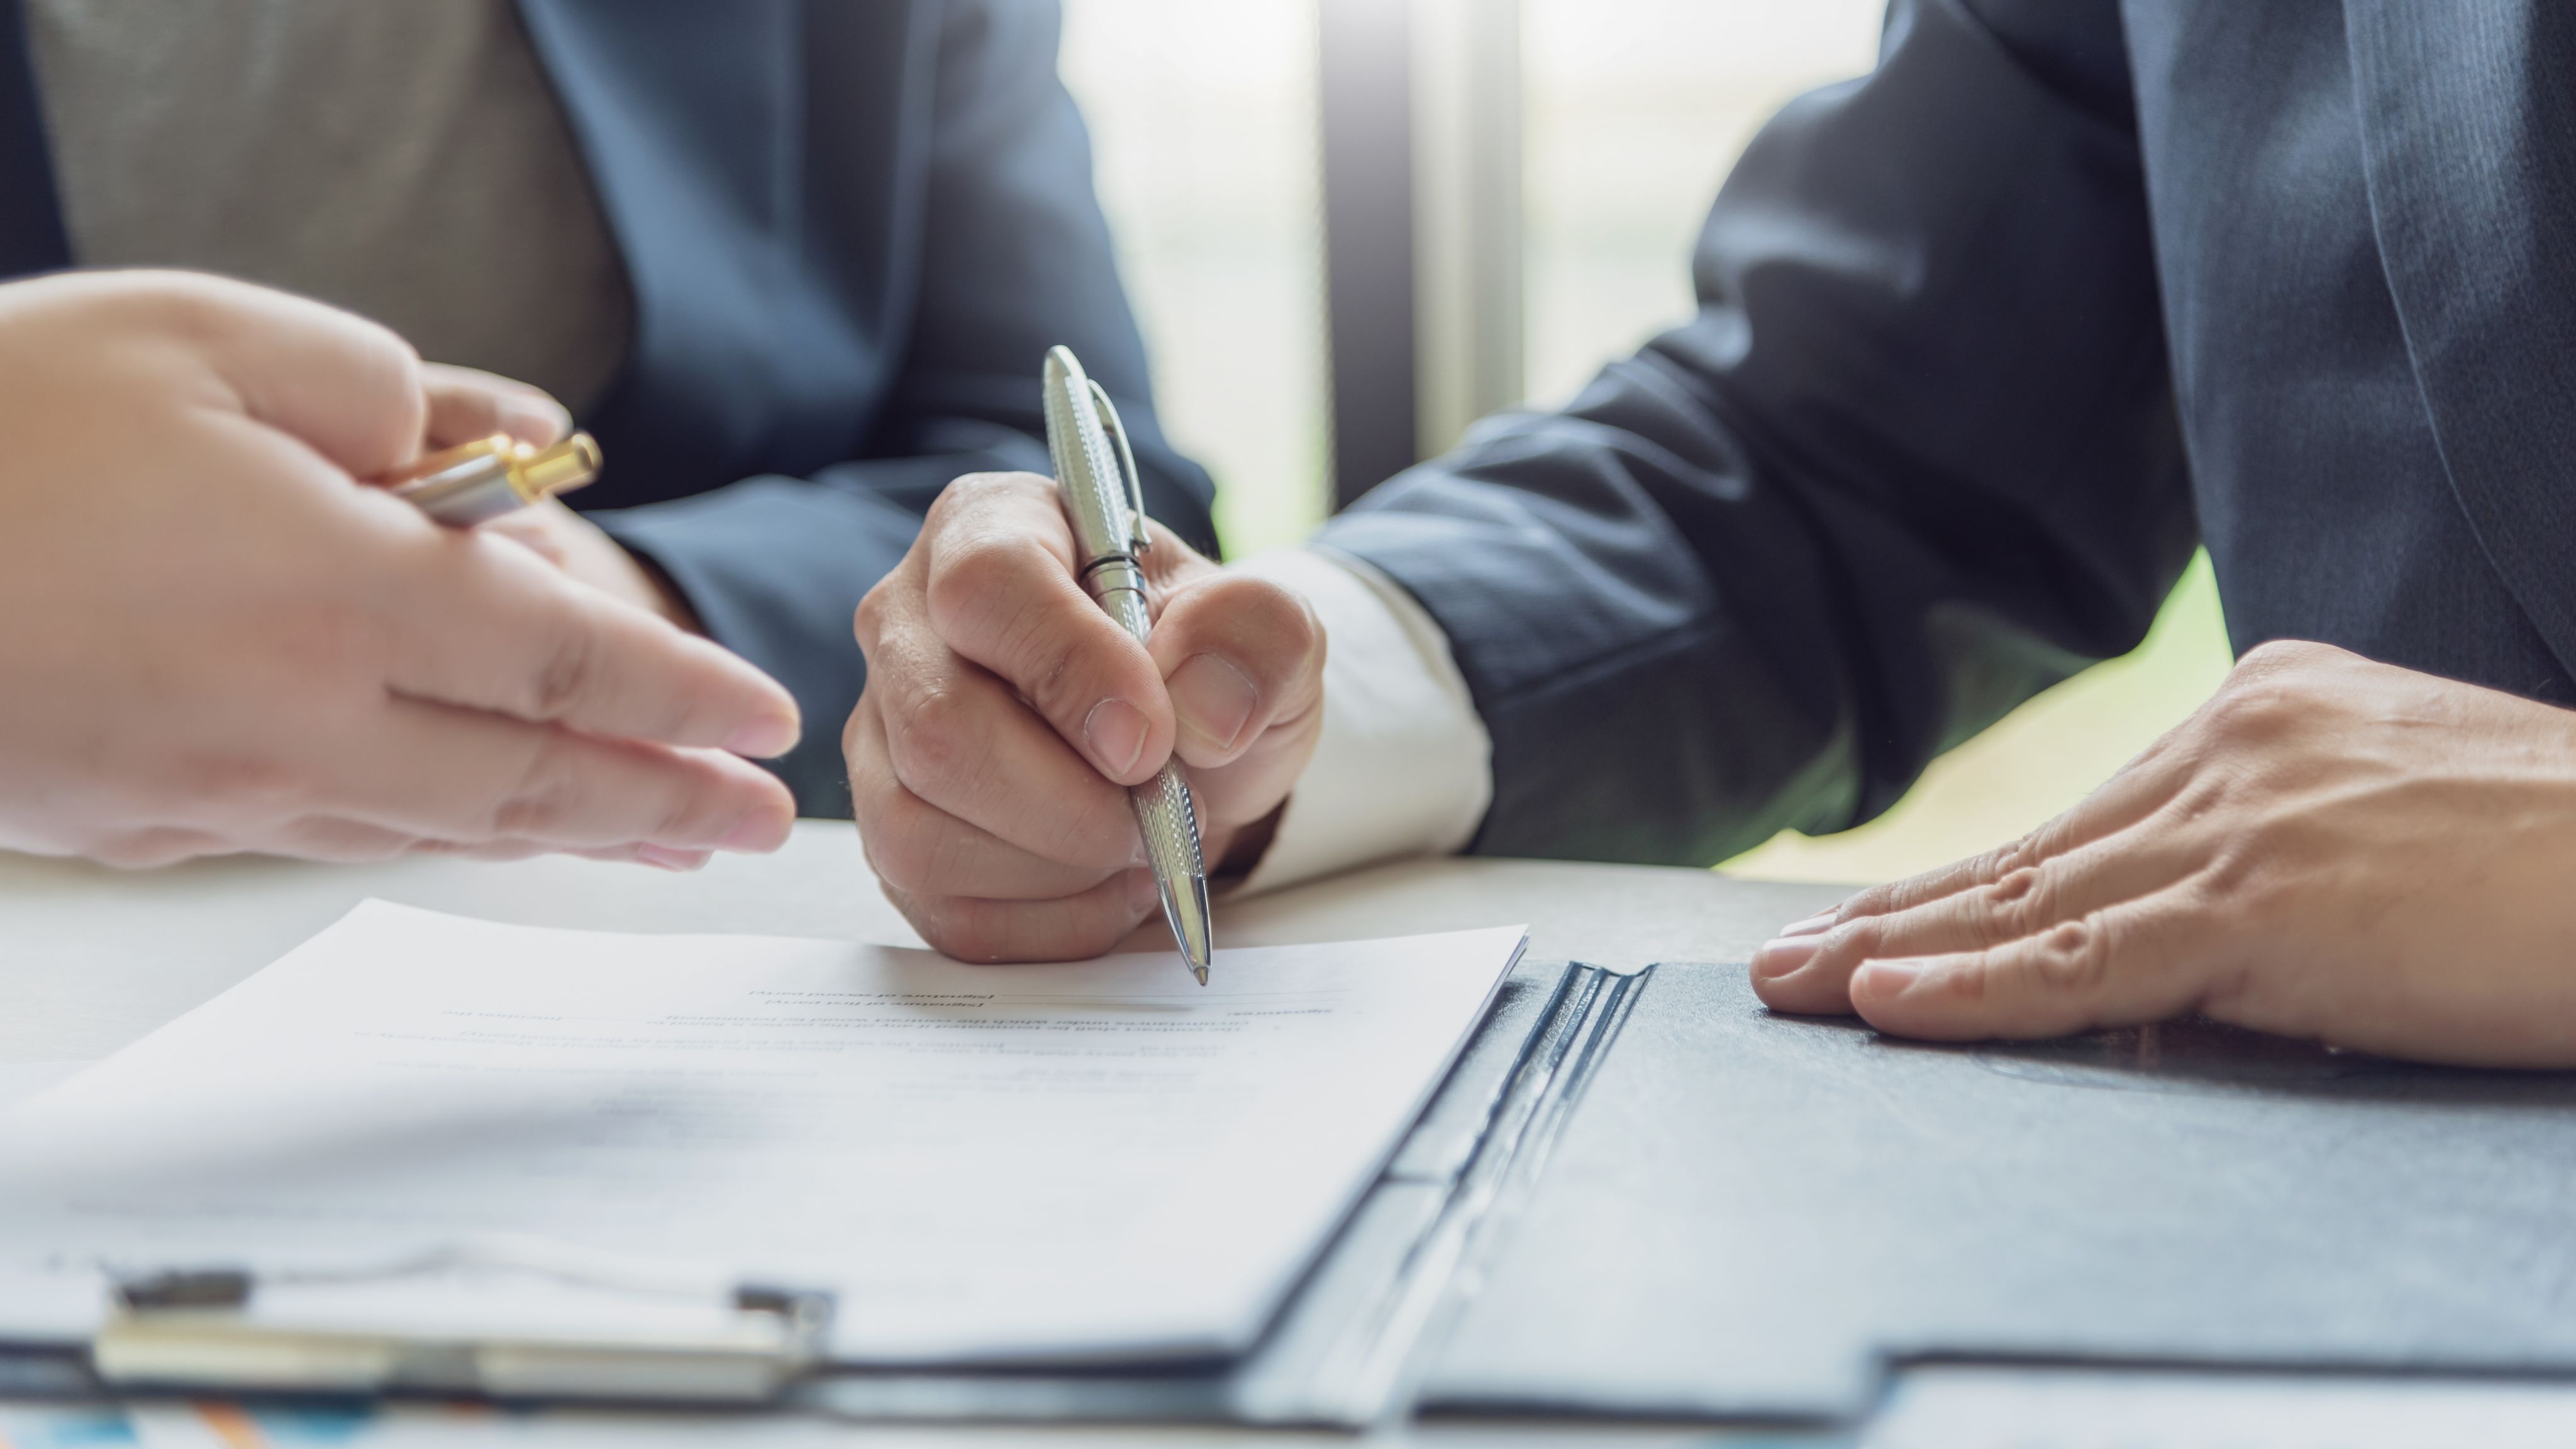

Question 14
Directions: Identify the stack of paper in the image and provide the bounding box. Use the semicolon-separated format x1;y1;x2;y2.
0;902;1524;1363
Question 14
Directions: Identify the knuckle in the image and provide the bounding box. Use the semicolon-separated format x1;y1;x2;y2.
860;806;940;897
643;772;708;844
882;684;982;796
2026;916;2114;996
1980;864;2057;941
1839;913;1892;962
525;623;600;721
2237;638;2340;676
926;470;1046;528
869;842;929;897
1841;881;1901;918
857;824;908;893
489;735;577;839
2197;676;2302;746
1990;835;2038;875
853;576;900;648
2196;838;2263;911
2166;763;2236;821
1011;630;1089;720
923;814;994;892
927;533;1052;638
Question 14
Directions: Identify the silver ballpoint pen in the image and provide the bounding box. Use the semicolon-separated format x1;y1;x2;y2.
1040;345;1215;984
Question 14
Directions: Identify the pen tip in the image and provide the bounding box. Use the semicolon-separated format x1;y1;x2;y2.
1194;964;1210;987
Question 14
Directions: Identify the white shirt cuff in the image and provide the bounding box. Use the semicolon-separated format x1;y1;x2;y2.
1227;546;1492;893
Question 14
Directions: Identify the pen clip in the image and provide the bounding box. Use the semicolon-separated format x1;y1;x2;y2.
1086;379;1151;555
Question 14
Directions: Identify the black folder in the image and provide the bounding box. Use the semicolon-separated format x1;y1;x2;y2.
1417;960;2576;1424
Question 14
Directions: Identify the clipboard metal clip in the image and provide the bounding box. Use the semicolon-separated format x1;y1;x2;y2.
93;1236;833;1404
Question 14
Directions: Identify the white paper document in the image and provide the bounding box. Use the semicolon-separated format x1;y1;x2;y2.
0;901;1525;1363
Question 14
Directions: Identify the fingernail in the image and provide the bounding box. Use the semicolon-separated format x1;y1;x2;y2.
1084;698;1150;777
1168;653;1259;752
1751;935;1821;980
1777;911;1837;938
718;813;786;852
636;845;709;872
1128;866;1162;911
1854;960;1924;994
724;715;799;758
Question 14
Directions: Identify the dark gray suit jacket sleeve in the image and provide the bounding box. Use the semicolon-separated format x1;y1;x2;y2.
1316;0;2196;865
594;0;1213;817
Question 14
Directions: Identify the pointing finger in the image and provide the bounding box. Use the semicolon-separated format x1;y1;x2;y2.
418;362;571;450
380;526;800;757
321;694;795;853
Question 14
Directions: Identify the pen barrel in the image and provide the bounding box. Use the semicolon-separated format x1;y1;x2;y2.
1130;761;1212;965
1042;347;1145;564
1130;763;1206;881
390;454;521;526
1083;557;1153;645
1082;557;1211;967
386;434;602;528
1044;345;1211;976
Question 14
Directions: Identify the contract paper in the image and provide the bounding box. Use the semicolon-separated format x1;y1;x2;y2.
0;901;1524;1363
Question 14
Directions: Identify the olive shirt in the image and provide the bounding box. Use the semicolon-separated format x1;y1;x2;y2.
30;0;632;417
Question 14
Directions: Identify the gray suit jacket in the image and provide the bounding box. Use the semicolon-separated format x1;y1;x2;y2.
1319;0;2575;864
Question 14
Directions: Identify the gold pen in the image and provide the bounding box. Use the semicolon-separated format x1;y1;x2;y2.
384;431;603;526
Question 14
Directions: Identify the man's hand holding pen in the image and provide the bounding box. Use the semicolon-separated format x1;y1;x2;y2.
845;469;1325;963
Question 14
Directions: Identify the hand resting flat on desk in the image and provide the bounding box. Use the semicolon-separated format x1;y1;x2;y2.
1756;641;2576;1067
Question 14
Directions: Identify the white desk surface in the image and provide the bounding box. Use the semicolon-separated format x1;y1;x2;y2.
13;829;2573;1446
0;821;1842;1067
